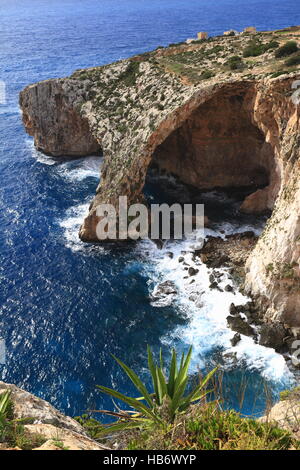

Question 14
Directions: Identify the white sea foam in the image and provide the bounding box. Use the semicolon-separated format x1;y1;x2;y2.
28;138;103;178
138;226;293;386
205;221;265;240
58;203;89;251
56;167;293;387
58;155;103;181
0;106;20;115
27;139;57;166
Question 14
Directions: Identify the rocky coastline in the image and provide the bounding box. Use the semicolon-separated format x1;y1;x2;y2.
19;27;300;355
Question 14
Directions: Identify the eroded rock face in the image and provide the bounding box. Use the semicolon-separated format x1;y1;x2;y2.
152;91;273;190
244;79;300;327
0;382;106;451
20;80;101;156
0;381;83;433
19;30;300;327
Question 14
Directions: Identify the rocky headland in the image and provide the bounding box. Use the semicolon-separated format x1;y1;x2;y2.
20;27;300;343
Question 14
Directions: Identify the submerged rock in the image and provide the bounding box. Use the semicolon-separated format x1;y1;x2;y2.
150;280;178;306
188;267;199;277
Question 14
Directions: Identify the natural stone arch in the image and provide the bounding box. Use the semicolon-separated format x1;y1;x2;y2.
80;81;281;241
148;85;277;212
20;71;300;327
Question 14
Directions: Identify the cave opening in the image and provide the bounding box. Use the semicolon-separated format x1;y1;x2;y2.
145;88;277;228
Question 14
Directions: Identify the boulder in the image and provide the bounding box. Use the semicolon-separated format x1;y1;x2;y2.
230;333;241;346
25;424;104;451
225;284;233;292
258;323;288;352
152;280;177;297
227;315;255;337
229;303;239;315
188;267;199;277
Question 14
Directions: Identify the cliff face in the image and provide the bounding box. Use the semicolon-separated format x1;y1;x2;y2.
244;79;300;328
0;382;106;450
20;80;101;156
20;28;300;327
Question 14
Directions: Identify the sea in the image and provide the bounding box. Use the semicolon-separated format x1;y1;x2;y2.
0;0;299;419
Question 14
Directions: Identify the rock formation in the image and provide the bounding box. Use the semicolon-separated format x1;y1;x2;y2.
0;382;106;450
20;27;300;327
259;387;300;441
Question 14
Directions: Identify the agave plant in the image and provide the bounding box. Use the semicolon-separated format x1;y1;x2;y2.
0;391;11;434
96;346;217;433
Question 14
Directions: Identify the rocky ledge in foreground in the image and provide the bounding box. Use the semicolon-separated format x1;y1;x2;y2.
20;26;300;328
0;382;107;450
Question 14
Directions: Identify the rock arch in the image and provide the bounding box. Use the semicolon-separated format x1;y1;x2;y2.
20;74;300;326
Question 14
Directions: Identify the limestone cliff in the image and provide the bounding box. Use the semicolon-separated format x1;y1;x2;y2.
20;27;300;327
0;382;106;450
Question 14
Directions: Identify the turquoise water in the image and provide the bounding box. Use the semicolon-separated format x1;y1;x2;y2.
0;0;298;418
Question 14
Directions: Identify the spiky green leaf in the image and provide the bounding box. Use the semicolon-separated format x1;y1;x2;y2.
147;346;159;399
167;349;177;397
96;386;162;424
111;354;153;407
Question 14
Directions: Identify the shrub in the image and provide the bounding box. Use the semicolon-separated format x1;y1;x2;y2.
225;56;244;70
285;53;300;66
119;61;141;87
0;391;46;449
0;391;12;439
126;404;297;450
275;41;299;58
96;346;217;434
200;70;215;80
270;70;288;78
280;386;300;401
243;40;279;57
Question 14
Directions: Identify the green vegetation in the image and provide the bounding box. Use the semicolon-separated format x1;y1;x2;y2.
51;439;70;450
280;387;300;401
275;41;299;58
119;61;142;87
270;70;289;78
75;414;106;440
285;53;300;67
243;40;279;57
74;347;300;451
225;55;244;70
281;262;299;280
266;263;274;273
126;404;297;450
0;391;45;450
168;41;186;48
96;346;217;434
200;70;215;80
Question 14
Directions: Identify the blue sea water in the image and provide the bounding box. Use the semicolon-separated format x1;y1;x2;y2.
0;0;299;419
